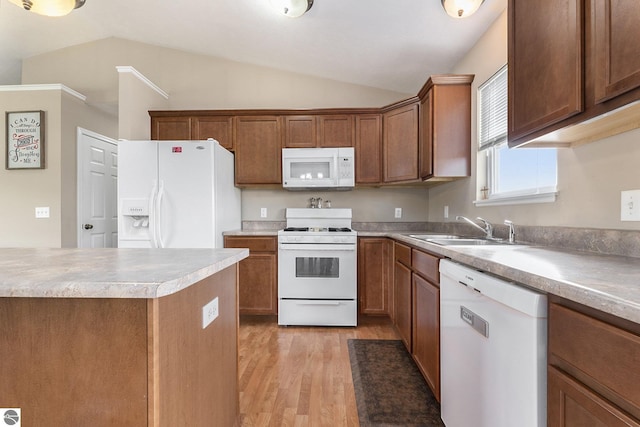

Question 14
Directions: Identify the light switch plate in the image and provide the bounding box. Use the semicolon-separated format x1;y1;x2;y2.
621;190;640;221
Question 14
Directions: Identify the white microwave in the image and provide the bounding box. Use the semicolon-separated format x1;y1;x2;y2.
282;147;355;190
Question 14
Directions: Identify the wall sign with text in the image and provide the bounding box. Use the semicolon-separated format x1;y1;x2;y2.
6;110;45;170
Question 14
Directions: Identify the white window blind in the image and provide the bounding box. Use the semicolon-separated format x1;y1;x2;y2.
478;65;508;151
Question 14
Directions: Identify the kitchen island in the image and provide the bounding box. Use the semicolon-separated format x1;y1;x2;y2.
0;248;248;427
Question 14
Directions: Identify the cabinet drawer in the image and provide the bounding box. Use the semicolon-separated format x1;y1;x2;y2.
224;236;277;252
411;249;440;284
394;242;411;266
549;303;640;416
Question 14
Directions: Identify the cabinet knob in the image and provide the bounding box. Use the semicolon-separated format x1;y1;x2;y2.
83;224;94;230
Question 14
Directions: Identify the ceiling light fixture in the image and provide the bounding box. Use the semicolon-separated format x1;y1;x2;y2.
269;0;313;18
441;0;484;18
8;0;85;16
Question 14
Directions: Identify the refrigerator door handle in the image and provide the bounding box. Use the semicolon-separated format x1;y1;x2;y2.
156;180;166;248
149;181;158;248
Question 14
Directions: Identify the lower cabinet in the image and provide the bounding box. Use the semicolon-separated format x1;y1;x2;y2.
357;238;392;315
412;269;440;402
394;242;413;351
411;248;441;402
224;236;278;315
548;298;640;426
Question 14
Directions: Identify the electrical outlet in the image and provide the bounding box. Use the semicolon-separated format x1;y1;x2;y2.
260;207;267;218
202;297;219;329
394;208;402;219
621;190;640;221
35;207;50;218
444;205;449;219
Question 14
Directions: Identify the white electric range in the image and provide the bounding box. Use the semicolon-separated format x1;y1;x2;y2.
277;208;357;326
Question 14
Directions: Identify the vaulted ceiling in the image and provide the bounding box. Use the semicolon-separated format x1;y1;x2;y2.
0;0;506;93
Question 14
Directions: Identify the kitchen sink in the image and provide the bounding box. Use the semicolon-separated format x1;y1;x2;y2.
427;238;514;246
408;234;519;246
408;234;466;240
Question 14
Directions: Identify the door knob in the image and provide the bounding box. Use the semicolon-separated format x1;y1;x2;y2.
83;224;94;230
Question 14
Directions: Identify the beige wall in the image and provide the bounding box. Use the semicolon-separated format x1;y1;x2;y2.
118;68;169;140
0;87;117;248
242;187;429;223
22;38;410;111
428;10;640;231
1;90;63;247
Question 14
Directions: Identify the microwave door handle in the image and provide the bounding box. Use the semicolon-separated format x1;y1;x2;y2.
333;154;339;185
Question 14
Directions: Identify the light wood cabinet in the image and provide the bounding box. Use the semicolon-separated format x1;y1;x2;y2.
224;236;278;315
317;115;354;147
411;248;441;402
508;0;640;147
393;242;413;351
354;114;382;184
151;115;192;140
284;114;354;148
150;114;234;151
284;115;316;148
193;116;233;151
418;76;473;179
234;116;282;186
149;75;472;186
357;238;392;315
383;101;419;183
548;298;640;425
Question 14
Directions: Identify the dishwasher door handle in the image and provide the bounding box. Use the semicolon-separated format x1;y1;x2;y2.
461;306;489;338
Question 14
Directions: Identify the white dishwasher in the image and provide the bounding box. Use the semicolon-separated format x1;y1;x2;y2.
440;260;547;427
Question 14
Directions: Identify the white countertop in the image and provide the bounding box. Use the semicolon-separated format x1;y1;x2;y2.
0;248;249;299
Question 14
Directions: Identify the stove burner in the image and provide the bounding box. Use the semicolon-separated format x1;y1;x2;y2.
329;227;352;232
283;227;309;232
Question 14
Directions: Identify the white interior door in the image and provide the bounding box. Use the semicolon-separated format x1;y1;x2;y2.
77;128;118;248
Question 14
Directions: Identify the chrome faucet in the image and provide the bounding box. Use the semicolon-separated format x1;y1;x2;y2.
456;216;494;239
504;220;516;243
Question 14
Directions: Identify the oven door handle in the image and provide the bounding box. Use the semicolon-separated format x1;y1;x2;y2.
292;301;341;306
279;244;356;251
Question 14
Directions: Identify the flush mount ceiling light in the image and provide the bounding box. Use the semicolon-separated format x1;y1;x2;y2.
269;0;313;18
441;0;484;18
8;0;85;16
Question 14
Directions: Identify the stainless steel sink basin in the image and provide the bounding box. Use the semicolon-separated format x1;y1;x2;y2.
407;234;519;246
408;234;465;240
427;238;512;246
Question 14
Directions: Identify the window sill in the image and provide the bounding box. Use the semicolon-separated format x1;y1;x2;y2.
473;191;557;207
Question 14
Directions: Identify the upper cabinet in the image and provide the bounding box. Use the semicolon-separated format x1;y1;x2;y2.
383;101;420;183
149;73;472;187
284;114;354;148
508;0;640;147
151;115;192;140
417;75;473;180
234;116;282;186
354;114;382;184
192;116;234;151
150;113;233;151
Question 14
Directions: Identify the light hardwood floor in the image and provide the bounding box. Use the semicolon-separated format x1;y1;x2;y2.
238;315;400;427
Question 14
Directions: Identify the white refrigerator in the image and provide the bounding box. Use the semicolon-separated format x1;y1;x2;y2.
117;140;241;248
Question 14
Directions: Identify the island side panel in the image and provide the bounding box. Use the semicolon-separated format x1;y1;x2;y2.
0;297;148;426
148;265;239;427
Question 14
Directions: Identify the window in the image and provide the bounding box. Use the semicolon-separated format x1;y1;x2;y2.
477;65;557;205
